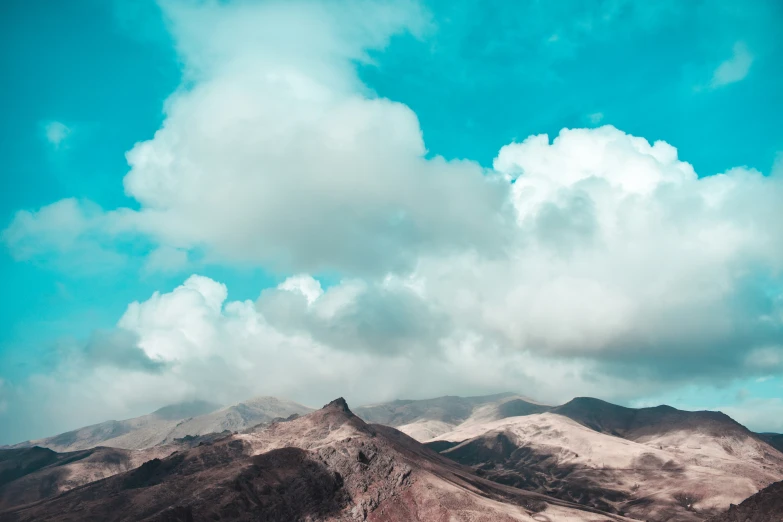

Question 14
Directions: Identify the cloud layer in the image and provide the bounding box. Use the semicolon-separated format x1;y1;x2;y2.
2;0;783;440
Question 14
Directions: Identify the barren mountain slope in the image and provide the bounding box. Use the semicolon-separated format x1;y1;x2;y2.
1;399;633;522
427;412;783;522
9;397;311;452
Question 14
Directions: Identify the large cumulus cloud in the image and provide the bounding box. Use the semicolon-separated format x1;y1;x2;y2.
413;127;783;380
119;0;510;274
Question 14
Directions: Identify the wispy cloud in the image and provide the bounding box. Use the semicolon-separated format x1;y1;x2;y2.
711;42;753;88
586;112;604;125
43;121;71;148
142;246;189;275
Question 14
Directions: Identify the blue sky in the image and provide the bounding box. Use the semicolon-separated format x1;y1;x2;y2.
1;0;782;443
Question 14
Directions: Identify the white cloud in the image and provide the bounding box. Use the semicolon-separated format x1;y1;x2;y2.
278;275;324;305
423;126;783;369
711;41;753;88
109;0;508;275
1;198;125;272
44;121;71;148
118;275;229;362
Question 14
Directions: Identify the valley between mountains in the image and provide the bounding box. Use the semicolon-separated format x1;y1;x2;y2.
1;393;781;521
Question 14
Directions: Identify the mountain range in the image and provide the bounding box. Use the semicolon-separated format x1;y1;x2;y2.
6;397;312;452
1;392;781;521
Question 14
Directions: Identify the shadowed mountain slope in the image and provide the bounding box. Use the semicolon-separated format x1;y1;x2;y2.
550;397;752;441
756;433;783;454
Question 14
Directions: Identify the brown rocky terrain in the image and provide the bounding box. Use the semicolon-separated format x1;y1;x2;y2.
0;399;633;522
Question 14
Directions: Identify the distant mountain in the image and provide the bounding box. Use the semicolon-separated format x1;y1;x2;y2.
707;479;783;522
150;400;223;421
9;397;312;452
0;399;630;522
354;392;544;440
756;432;783;454
550;397;752;441
162;396;313;441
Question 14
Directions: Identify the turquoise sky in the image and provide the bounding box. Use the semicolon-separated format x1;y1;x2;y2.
1;0;782;443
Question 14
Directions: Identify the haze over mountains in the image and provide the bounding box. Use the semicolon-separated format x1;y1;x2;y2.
2;392;782;521
6;397;313;452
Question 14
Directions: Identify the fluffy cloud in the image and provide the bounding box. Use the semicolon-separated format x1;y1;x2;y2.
408;127;783;383
119;0;509;275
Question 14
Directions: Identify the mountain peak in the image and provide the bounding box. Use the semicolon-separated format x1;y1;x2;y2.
323;397;353;414
152;400;223;421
